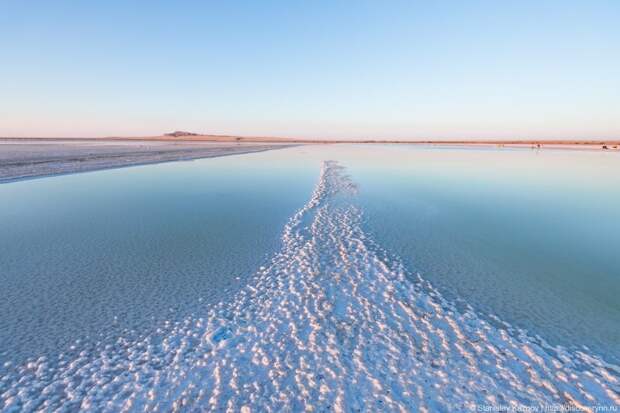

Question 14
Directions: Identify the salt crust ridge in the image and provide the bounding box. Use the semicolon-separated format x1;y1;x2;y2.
1;161;619;412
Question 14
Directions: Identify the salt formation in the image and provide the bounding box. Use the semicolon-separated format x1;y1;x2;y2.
1;161;618;412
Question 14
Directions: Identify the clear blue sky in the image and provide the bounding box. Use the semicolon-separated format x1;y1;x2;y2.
1;1;618;139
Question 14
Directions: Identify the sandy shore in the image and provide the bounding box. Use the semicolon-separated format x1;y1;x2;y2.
5;135;619;148
0;139;294;183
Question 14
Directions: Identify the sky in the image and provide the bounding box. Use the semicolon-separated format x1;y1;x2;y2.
1;1;619;140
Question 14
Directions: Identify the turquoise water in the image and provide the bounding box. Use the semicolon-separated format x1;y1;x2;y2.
1;145;619;410
346;145;620;362
0;151;319;363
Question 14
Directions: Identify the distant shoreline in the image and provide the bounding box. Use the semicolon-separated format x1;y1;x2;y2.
0;140;294;183
1;135;618;184
2;135;619;150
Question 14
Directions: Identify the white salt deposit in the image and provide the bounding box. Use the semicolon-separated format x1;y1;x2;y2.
1;161;618;412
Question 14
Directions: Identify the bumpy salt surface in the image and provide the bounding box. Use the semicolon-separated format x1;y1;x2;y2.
1;161;619;412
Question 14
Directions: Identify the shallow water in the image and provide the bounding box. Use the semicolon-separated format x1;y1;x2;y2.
1;145;619;411
347;145;620;362
0;152;319;363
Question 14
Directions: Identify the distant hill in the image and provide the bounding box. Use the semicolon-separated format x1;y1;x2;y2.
164;131;200;137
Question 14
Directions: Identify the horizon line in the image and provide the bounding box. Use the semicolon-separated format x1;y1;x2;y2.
1;133;620;146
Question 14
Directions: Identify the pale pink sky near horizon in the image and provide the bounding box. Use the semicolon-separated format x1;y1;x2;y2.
2;120;618;140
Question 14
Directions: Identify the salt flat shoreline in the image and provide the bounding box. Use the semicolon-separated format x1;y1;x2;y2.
4;134;619;150
4;134;620;144
0;139;295;183
1;136;617;184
